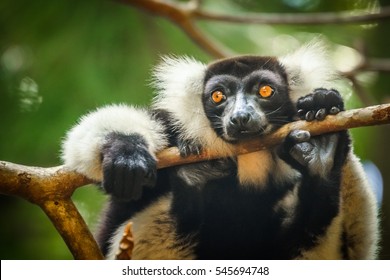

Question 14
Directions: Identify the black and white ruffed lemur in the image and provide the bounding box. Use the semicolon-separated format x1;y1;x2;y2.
61;41;379;259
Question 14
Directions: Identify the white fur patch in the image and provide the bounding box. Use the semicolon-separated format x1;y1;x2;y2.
237;150;299;190
106;195;195;260
151;56;235;157
280;40;339;102
340;153;379;259
273;183;299;228
273;157;300;185
61;104;168;181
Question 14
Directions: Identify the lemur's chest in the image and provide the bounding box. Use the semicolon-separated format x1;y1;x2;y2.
170;154;302;259
237;150;273;187
236;149;299;188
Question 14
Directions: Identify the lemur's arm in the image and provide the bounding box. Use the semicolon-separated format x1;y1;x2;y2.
61;104;168;200
277;88;379;259
277;89;351;257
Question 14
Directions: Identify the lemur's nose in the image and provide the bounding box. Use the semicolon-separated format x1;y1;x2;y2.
229;111;251;127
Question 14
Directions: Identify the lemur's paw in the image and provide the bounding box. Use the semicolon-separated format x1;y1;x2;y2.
283;130;340;177
177;139;203;157
297;88;344;121
101;133;157;201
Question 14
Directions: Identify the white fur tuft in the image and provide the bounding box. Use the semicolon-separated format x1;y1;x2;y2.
152;56;235;156
280;40;339;102
61;104;168;181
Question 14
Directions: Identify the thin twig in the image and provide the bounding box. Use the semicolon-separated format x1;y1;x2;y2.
341;57;390;106
122;0;390;25
346;75;376;106
193;6;390;25
365;58;390;72
121;0;232;58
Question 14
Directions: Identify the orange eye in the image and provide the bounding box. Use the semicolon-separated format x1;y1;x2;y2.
259;85;274;98
211;90;225;104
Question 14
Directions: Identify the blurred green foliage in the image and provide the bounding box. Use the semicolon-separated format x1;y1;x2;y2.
0;0;389;259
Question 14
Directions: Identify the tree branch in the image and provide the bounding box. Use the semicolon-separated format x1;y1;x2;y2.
193;6;390;25
121;0;232;58
1;104;389;190
156;103;390;168
0;103;389;258
123;0;390;25
121;0;390;58
0;162;103;260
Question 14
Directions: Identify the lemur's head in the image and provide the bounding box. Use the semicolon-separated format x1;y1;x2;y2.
152;40;338;147
202;56;295;142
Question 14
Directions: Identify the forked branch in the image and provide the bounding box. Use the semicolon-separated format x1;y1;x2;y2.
1;103;390;259
121;0;390;58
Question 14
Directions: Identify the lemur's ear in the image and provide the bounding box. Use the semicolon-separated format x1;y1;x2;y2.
151;56;212;142
279;40;339;102
151;56;234;153
151;55;206;102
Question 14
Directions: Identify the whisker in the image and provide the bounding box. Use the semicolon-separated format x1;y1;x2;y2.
266;105;284;116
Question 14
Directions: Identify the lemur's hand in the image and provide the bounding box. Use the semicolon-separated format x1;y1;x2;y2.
101;133;157;201
296;88;344;121
281;88;350;177
177;138;203;158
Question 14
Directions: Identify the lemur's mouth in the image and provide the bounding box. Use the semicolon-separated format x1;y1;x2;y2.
223;125;270;142
240;130;257;135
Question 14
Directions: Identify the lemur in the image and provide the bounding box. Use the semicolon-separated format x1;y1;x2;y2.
62;41;379;259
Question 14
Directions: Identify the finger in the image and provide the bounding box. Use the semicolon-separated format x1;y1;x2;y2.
315;108;327;120
305;111;315;121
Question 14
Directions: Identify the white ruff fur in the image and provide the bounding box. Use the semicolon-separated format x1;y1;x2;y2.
280;40;339;102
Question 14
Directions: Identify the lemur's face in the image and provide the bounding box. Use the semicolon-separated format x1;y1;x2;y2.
202;56;296;143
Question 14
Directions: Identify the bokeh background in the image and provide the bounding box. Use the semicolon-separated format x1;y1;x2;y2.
0;0;389;259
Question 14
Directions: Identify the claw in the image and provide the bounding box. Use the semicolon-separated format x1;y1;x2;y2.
305;111;315;121
315;108;327;120
298;109;306;120
329;106;340;115
178;139;202;157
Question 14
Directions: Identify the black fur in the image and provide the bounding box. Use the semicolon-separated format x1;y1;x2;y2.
171;172;326;259
205;56;287;81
